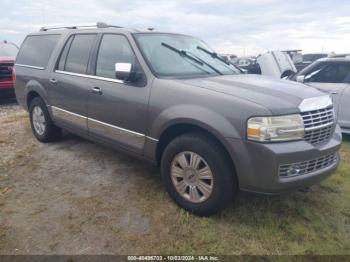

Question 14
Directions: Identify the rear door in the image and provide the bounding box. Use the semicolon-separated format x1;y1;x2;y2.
50;33;97;135
86;33;150;154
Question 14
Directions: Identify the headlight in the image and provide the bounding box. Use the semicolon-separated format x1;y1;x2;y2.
247;114;304;142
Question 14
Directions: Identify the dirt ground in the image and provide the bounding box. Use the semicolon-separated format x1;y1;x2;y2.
0;98;350;255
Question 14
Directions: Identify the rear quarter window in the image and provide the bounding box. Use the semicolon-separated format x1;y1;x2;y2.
16;34;61;68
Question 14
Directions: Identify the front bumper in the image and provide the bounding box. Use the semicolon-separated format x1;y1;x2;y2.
227;124;342;194
0;80;14;89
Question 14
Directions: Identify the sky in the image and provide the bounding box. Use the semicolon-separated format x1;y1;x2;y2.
1;0;350;56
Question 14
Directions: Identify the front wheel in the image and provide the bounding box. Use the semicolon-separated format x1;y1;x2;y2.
160;133;237;216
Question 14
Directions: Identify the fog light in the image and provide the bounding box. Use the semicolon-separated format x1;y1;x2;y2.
286;165;301;176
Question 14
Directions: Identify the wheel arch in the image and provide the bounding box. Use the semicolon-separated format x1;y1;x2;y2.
25;80;49;110
149;104;241;164
155;121;239;184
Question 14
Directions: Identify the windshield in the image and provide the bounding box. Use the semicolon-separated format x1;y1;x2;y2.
0;43;18;57
134;33;240;77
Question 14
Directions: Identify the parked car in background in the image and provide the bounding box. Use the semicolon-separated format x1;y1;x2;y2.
233;56;261;74
0;40;18;97
234;51;298;78
290;55;350;134
15;23;341;216
282;49;303;64
294;53;329;72
257;51;297;78
220;54;237;64
303;53;329;63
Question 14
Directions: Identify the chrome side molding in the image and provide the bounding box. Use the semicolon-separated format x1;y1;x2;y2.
88;118;145;150
15;64;45;70
55;70;124;84
51;106;87;128
50;106;159;149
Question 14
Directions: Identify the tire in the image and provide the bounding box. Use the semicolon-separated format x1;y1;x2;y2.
160;132;237;216
29;97;62;142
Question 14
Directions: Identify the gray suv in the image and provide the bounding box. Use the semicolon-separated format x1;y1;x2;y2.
14;23;342;216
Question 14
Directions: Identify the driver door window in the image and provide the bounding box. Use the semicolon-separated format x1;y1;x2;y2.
305;64;338;83
95;34;136;79
305;63;350;83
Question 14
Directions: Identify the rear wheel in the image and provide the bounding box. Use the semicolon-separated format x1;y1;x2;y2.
161;133;237;216
29;97;62;142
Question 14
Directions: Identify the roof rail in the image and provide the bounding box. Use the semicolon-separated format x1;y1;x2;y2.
40;22;123;31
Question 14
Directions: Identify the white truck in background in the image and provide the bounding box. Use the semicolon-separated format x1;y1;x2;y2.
257;51;297;79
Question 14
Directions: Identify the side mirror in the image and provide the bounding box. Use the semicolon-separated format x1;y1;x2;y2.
296;75;305;83
115;63;133;82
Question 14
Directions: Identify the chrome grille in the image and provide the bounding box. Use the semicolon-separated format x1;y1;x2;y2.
279;152;338;178
301;106;335;145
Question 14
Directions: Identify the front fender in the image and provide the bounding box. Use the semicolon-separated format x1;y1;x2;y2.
149;104;242;141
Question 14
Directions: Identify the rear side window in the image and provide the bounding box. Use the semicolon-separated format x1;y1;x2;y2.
16;35;60;68
63;34;96;74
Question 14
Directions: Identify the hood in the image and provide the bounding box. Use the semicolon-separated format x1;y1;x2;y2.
0;56;15;64
178;74;326;115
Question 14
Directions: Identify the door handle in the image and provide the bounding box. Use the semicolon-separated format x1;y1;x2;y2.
91;86;103;95
50;78;58;84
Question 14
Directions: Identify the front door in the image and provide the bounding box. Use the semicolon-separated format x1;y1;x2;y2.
86;34;150;154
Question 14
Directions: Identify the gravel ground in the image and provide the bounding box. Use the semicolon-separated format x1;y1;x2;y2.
0;98;349;255
0;99;166;254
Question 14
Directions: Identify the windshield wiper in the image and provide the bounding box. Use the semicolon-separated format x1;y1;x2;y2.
196;46;230;65
161;43;214;75
186;51;223;75
162;42;223;75
196;46;240;74
161;43;204;66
